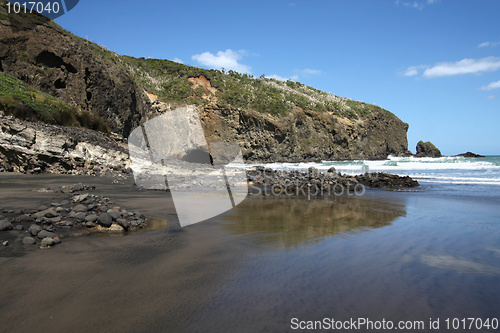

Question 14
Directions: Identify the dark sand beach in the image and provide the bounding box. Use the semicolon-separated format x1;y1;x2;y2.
1;174;499;332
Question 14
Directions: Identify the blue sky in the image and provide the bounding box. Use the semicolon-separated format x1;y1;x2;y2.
55;0;500;155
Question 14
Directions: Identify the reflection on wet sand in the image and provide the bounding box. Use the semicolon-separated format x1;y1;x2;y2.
222;196;406;247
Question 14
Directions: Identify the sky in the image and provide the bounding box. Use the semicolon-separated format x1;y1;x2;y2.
54;0;500;155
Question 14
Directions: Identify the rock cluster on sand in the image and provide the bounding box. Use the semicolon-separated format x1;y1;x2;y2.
247;166;419;196
0;183;148;249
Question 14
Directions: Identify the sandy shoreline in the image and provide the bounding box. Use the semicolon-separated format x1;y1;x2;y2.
1;173;499;332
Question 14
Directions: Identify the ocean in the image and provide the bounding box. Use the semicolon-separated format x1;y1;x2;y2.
241;155;500;186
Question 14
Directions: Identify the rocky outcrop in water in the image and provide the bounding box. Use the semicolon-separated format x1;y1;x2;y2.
247;166;419;196
415;140;442;158
454;152;485;158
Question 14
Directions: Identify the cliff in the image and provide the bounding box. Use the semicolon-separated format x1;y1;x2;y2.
0;0;412;165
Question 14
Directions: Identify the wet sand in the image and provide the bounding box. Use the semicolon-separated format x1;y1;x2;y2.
1;174;499;332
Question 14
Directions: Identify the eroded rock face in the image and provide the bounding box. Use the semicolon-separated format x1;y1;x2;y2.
199;104;412;162
415;141;442;158
0;15;148;137
0;112;129;174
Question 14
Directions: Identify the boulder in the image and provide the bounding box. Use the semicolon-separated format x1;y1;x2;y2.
0;219;13;231
97;213;113;228
72;204;88;212
22;237;36;245
34;207;59;219
40;237;55;247
29;224;43;236
85;214;98;223
415;141;442;157
107;209;121;221
37;230;56;239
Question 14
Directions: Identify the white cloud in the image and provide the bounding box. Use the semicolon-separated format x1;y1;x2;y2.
191;49;251;73
404;57;500;78
487;95;496;100
478;41;500;48
395;0;438;10
402;66;421;76
171;57;183;64
422;57;500;78
295;68;322;76
266;74;297;81
480;80;500;91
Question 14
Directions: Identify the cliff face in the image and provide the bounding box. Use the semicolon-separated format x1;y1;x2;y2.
200;104;410;162
0;1;411;163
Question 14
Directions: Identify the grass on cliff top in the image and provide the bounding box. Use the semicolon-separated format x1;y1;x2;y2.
122;56;391;119
0;72;109;133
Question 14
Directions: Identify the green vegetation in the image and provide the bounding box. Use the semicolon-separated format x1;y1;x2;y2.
0;72;109;132
122;55;390;119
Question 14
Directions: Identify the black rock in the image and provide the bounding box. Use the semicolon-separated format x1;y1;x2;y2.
15;225;24;231
116;218;130;229
74;212;87;221
107;209;121;221
85;222;96;228
97;213;113;228
99;206;108;212
15;214;32;222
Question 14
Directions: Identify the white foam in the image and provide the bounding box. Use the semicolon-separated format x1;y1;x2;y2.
233;156;500;186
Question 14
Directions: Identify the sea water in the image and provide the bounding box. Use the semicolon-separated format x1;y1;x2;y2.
238;155;500;186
